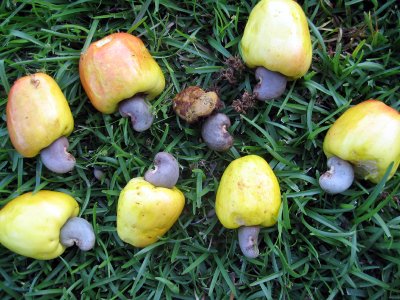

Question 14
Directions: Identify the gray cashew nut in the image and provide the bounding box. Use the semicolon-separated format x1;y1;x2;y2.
238;226;260;259
254;67;287;101
319;156;354;194
40;137;76;174
119;95;154;132
93;168;106;181
60;217;95;251
144;152;179;188
201;113;234;152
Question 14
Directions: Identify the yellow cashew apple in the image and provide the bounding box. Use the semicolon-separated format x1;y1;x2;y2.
7;73;74;158
241;0;312;79
216;155;281;258
117;177;185;247
323;99;400;183
0;191;79;260
216;155;281;228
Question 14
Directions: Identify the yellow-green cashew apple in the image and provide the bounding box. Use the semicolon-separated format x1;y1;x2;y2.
117;178;185;248
0;191;95;260
216;155;281;258
79;32;165;132
240;0;312;100
7;73;76;173
320;100;400;194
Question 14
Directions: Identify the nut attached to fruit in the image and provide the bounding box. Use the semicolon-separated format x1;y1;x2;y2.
0;191;95;260
319;156;354;194
253;67;288;100
118;95;154;132
7;73;76;173
172;86;222;123
144;152;179;189
216;155;281;258
79;32;165;132
40;137;76;174
320;100;400;193
144;152;180;189
60;217;96;251
240;0;312;100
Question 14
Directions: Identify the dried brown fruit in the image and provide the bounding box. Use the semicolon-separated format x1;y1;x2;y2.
172;86;222;123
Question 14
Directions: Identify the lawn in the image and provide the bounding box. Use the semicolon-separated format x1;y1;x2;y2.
1;0;400;299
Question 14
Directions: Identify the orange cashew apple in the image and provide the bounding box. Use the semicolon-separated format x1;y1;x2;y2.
79;32;165;132
7;73;76;173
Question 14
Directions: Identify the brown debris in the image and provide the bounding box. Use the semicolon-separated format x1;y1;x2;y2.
219;56;246;85
379;191;400;206
231;91;256;114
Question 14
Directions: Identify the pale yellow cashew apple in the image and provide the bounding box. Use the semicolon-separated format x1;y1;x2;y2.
216;155;281;258
117;178;185;248
241;0;312;100
320;100;400;194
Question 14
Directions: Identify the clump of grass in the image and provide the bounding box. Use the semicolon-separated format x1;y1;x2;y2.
0;0;400;299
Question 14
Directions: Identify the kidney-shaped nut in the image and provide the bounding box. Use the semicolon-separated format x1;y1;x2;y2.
7;73;75;159
40;137;76;174
118;96;155;132
253;67;288;101
79;32;165;115
319;156;354;194
117;178;185;248
323;100;400;184
172;86;222;123
60;217;96;251
201;113;233;152
144;152;180;189
238;226;261;259
216;155;281;258
0;191;95;260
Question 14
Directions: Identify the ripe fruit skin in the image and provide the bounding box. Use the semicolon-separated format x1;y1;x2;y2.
7;73;74;157
79;32;165;114
0;191;79;260
216;155;281;229
323;100;400;183
240;0;312;79
117;178;185;247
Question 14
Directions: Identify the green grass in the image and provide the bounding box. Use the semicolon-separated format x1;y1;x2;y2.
1;0;400;299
